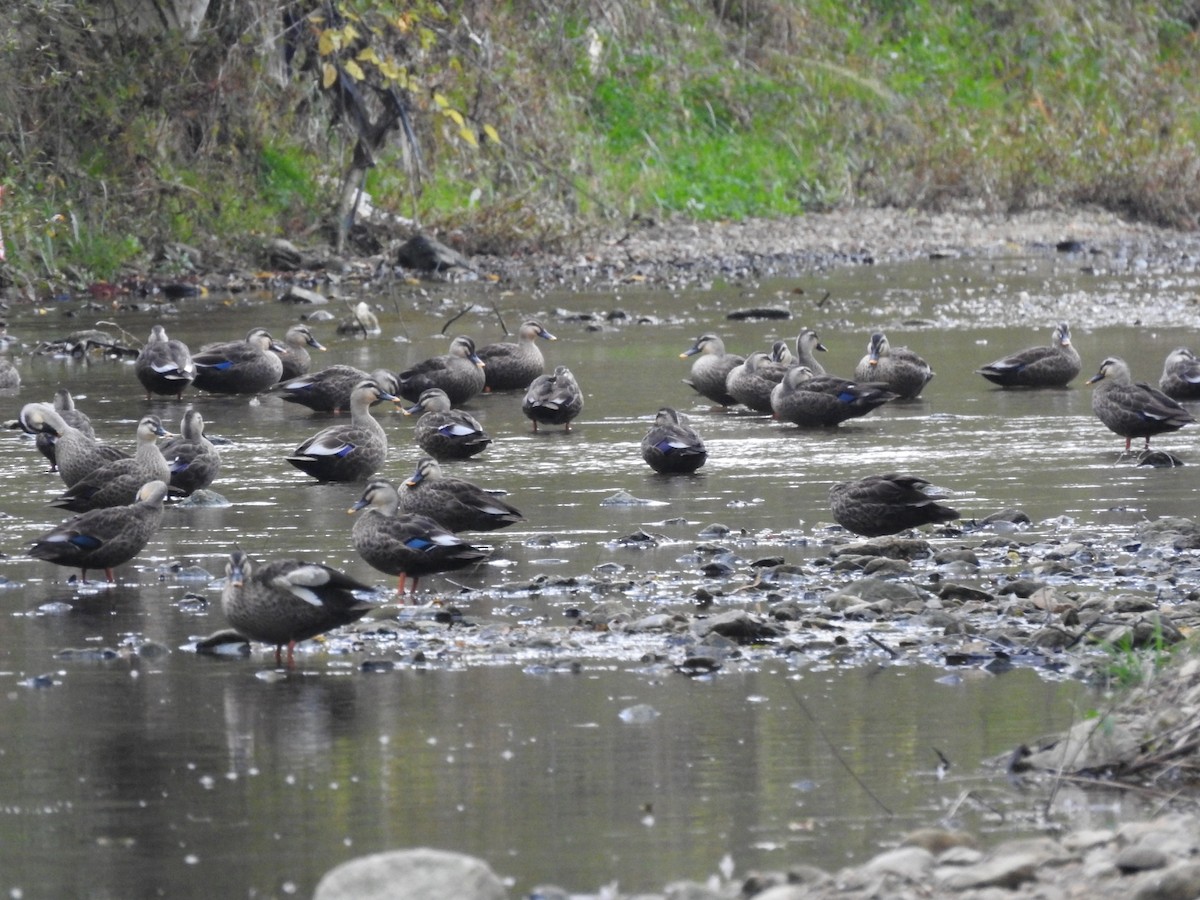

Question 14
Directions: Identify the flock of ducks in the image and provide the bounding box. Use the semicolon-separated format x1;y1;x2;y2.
8;313;1200;663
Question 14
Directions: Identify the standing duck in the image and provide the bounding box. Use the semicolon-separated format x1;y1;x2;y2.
726;344;792;413
286;379;398;482
641;407;707;474
19;403;126;487
274;324;326;381
30;480;169;583
274;366;399;414
33;389;95;472
403;388;492;460
349;478;491;596
680;334;744;407
770;366;897;427
135;324;195;400
1159;347;1200;401
192;328;286;395
829;474;959;537
476;320;557;391
159;409;221;496
219;550;376;665
854;332;933;400
976;322;1081;388
397;335;486;406
522;365;584;432
793;328;828;375
399;457;523;533
51;415;171;512
1087;356;1196;451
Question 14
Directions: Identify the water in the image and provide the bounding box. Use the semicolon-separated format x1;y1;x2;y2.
0;249;1195;896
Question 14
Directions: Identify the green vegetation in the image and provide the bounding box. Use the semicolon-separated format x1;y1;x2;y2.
2;0;1200;287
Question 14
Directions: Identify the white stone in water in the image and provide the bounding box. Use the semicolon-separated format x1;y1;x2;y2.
618;703;660;724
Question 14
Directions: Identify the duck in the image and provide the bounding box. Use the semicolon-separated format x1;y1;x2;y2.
50;415;171;512
275;323;326;381
286;379;398;482
976;322;1081;388
641;407;707;474
0;356;20;390
397;335;486;406
33;389;95;472
403;388;492;460
349;478;491;596
399;457;523;532
30;480;169;583
476;319;557;391
192;328;286;395
770;366;898;427
854;332;933;399
273;365;399;414
219;550;376;665
1087;356;1196;451
680;334;744;407
134;324;195;400
793;328;828;375
725;344;792;412
829;474;959;537
19;402;126;487
159;409;220;496
1159;347;1200;400
522;365;584;432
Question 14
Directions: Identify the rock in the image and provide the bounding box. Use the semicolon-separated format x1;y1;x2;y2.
724;306;792;320
830;537;932;560
1139;517;1200;550
863;846;934;880
1133;861;1200;900
1017;716;1141;774
690;609;782;642
313;848;508;900
396;234;474;273
278;285;328;304
935;851;1041;890
1117;844;1170;873
662;881;725;900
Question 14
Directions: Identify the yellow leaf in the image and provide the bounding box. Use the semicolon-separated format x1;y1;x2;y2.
444;107;464;127
357;47;379;65
344;59;364;81
343;23;359;42
318;29;336;56
483;124;501;145
433;92;449;109
322;63;337;89
459;125;478;147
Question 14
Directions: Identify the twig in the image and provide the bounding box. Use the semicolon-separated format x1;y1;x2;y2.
440;304;477;335
490;299;509;336
866;634;900;659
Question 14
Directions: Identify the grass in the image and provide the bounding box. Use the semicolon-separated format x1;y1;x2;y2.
3;0;1200;284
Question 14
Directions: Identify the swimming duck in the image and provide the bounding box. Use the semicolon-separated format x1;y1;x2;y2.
30;480;169;583
522;365;584;432
397;335;486;406
349;478;491;596
134;324;195;400
19;402;126;487
274;365;399;414
793;328;828;375
275;324;326;381
829;474;959;537
1087;356;1196;451
399;457;523;532
680;334;744;407
476;320;557;391
726;344;792;413
159;409;221;496
641;407;707;474
403;388;492;460
219;550;376;665
286;379;398;482
33;390;95;472
51;415;171;512
976;322;1081;388
0;357;20;390
1159;347;1200;400
770;366;897;427
192;328;286;395
854;332;933;400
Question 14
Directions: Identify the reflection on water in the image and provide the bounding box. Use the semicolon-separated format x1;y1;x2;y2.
0;251;1194;895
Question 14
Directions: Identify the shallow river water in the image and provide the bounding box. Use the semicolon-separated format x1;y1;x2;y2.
0;248;1197;896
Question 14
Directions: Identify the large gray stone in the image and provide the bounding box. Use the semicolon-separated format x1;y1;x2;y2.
313;848;508;900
